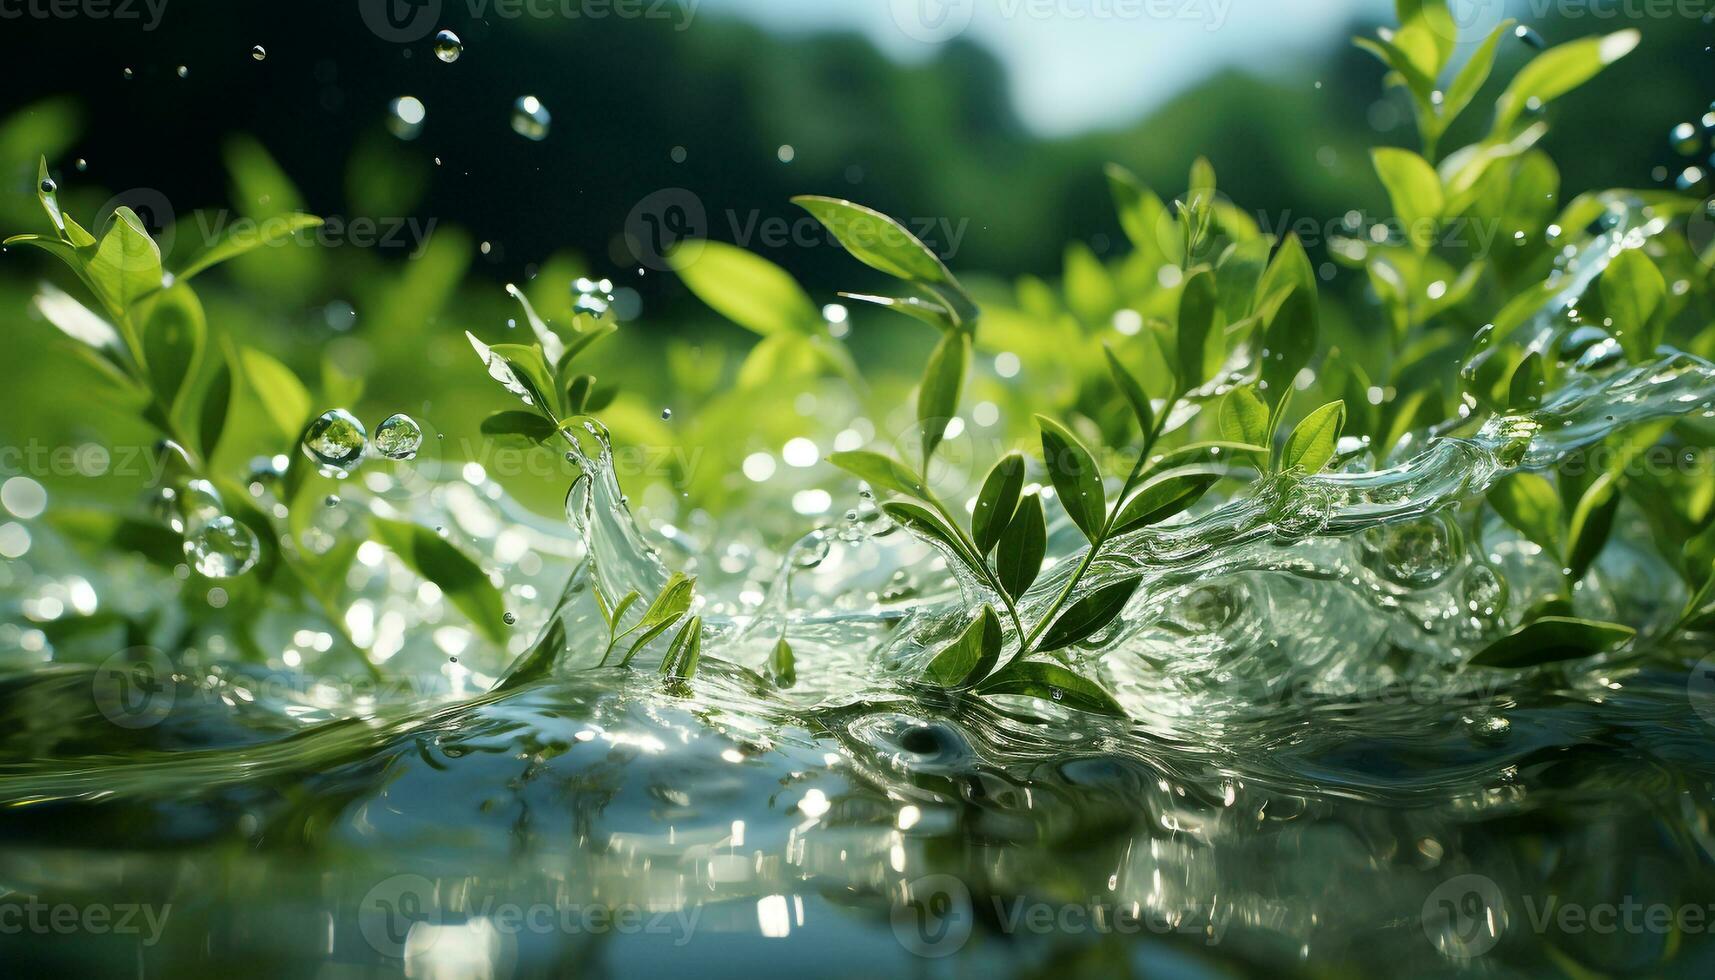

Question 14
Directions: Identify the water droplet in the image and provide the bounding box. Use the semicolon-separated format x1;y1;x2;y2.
149;487;184;533
373;413;424;460
434;29;463;63
251;45;266;62
387;96;426;141
511;95;550;141
301;409;368;474
660;408;672;421
73;159;87;172
1513;25;1545;50
503;612;517;626
122;67;134;80
180;479;226;530
1672;122;1702;156
176;65;189;78
38;177;55;194
185;516;259;578
1361;516;1460;589
324;494;341;508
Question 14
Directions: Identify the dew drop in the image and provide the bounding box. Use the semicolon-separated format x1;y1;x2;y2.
184;516;259;579
660;408;672;421
251;45;266;62
176;65;189;78
1513;25;1544;50
122;67;134;80
324;494;340;508
433;29;463;63
301;409;368;474
38;177;55;194
511;95;550;141
503;612;517;626
373;413;424;460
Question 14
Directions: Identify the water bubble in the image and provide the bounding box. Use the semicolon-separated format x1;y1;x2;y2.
1361;516;1460;589
184;516;259;579
38;177;56;194
660;408;672;421
324;494;341;508
1513;25;1545;50
1270;482;1332;539
434;29;463;63
1672;122;1702;156
511;96;550;141
387;96;426;140
373;413;424;460
793;531;831;569
301;409;368;474
251;45;266;62
503;612;517;626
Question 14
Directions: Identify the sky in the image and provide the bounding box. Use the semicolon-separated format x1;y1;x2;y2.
707;0;1392;135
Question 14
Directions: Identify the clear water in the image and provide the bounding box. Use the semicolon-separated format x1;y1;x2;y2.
5;199;1715;977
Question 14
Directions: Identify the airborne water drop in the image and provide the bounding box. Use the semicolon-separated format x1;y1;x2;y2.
434;29;463;63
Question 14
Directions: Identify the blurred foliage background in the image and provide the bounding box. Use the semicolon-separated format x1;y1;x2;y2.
1;1;1710;537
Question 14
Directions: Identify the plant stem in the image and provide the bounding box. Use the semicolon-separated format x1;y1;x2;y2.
1023;388;1181;651
920;491;1030;646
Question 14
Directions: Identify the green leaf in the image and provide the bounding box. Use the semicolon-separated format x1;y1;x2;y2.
142;282;207;412
1112;471;1219;535
972;453;1026;555
485;342;560;418
1371;148;1443;252
1508;350;1546;409
658;616;703;680
35;157;95;246
919;330;968;464
995;493;1047;600
30;281;123;354
87;207;162;317
1175;267;1218;389
1104;164;1170;260
1281;400;1346;474
827;450;927;500
881;501;969;563
481;410;558;445
1260;287;1317;412
1036;577;1141;652
1255;234;1317;316
926;605;1003;688
1600;248;1666;363
1037;416;1106;543
1493;30;1640;134
238;347;312;440
563;374;595;415
1565;471;1619;581
1104;346;1154;438
1468;616;1633;668
1218;385;1270;452
770;637;796;687
975;661;1125;716
1441;20;1516;134
791;195;954;286
371;518;508;644
620;572;697;665
196;353;232;463
669;240;822;336
839;292;954;332
1488;472;1563;554
177;214;323;281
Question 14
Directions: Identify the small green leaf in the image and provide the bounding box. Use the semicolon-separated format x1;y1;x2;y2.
620;572;697;665
1507;350;1546;409
1371;148;1443;251
838;292;955;332
659;616;703;680
828;450;926;500
177;214;324;281
881;501;969;563
1441;20;1516;133
1600;248;1666;363
486;343;560;417
481;410;558;445
1103;346;1154;438
1037;577;1141;652
371;517;509;644
87;206;163;317
770;637;796;687
1260;288;1317;413
972;453;1026;555
669;240;822;336
1488;472;1563;554
790;195;953;286
995;493;1047;600
919;330;968;464
196;354;232;463
1112;471;1219;535
563;374;595;415
975;660;1125;717
238;347;312;440
1037;416;1106;543
1218;385;1269;451
1468;615;1633;668
1493;30;1640;134
926;605;1003;688
1175;267;1219;389
1281;400;1346;474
